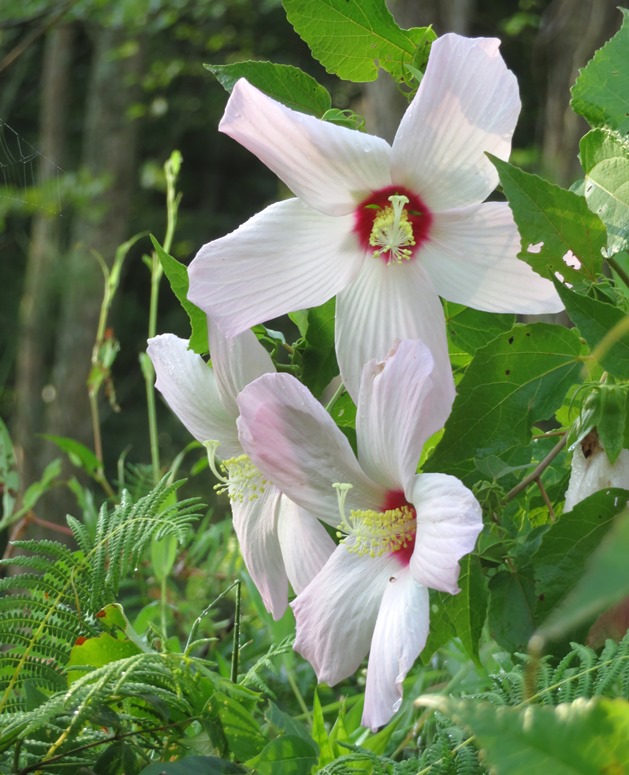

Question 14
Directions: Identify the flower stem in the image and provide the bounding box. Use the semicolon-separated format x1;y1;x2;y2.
504;433;567;503
145;151;182;484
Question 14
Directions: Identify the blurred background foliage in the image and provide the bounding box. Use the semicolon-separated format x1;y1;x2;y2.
0;0;622;530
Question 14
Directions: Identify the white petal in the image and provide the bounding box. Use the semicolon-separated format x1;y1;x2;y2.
357;340;451;492
565;445;629;511
208;322;275;418
147;334;240;457
422;203;563;313
236;373;383;525
230;481;288;620
409;473;483;594
277;497;336;594
292;544;400;685
221;78;392;215
188;199;363;337
392;34;520;211
363;569;429;731
336;259;455;423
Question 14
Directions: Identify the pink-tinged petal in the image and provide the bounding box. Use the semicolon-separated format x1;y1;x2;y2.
237;373;383;524
277;497;336;594
220;78;392;216
231;481;288;620
292;544;400;684
208;322;275;418
147;334;240;457
409;473;482;594
392;34;520;211
363;569;429;730
336;258;455;424
188;199;363;337
357;340;452;492
421;203;563;314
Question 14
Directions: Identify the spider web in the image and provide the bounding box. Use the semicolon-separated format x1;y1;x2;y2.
0;119;63;215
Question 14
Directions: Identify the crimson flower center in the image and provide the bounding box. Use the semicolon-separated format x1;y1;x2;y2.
383;490;417;566
353;185;432;265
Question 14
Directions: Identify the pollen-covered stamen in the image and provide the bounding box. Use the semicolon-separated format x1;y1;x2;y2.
370;195;415;264
333;482;416;558
353;184;432;266
204;441;267;503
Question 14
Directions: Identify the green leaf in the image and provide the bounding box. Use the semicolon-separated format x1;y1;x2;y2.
265;702;313;742
151;533;178;582
538;508;629;641
580;128;629;256
67;633;142;683
139;756;246;775
42;434;100;477
489;155;606;282
246;735;318;775
488;566;536;651
533;488;629;623
426;323;584;482
205;61;331;116
151;235;208;354
299;297;338;398
423;554;487;662
445;302;515;356
417;695;629;775
208;691;266;761
554;280;629;379
571;8;629;133
312;689;335;765
283;0;435;82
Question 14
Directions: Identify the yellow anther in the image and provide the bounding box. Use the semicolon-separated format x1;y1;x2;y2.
369;194;415;264
203;441;266;503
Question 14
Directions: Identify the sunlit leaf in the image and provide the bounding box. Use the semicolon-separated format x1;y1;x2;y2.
571;8;629;134
580;128;629;256
283;0;435;82
206;61;331;116
489;155;606;282
554;279;629;379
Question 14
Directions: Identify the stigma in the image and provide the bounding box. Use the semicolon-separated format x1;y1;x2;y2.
369;195;416;264
353;184;432;265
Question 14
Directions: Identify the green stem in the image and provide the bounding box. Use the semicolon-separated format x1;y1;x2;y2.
160;573;168;643
325;379;346;412
607;255;629;290
230;579;241;683
145;151;182;484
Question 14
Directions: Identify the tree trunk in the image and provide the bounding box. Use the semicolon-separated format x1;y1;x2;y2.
13;24;74;492
41;25;144;522
535;0;622;185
